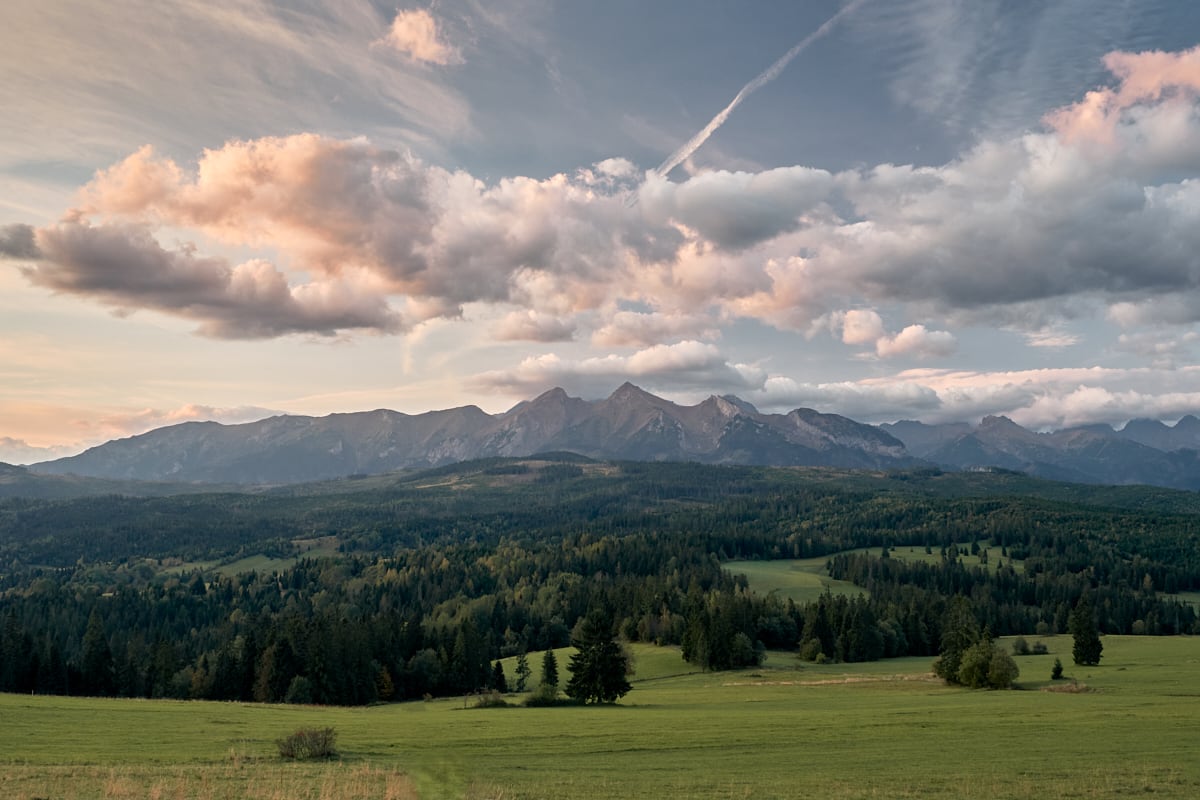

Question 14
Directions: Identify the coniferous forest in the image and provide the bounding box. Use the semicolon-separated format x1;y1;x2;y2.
1;458;1197;704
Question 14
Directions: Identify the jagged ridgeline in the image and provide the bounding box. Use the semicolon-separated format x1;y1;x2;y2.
1;459;1197;703
19;384;1200;491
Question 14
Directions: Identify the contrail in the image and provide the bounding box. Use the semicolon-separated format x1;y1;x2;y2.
652;0;867;179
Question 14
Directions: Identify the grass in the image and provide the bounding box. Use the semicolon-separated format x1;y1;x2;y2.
727;542;1023;603
724;558;864;603
2;637;1198;799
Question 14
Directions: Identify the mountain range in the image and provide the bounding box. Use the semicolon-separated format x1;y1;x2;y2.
17;384;1200;491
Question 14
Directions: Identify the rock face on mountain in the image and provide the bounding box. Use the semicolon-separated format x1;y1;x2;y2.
883;416;1200;490
32;384;917;484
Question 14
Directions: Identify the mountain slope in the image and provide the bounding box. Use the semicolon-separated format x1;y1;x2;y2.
32;384;917;484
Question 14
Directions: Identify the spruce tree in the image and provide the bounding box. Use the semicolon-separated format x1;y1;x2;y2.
514;650;531;692
933;597;979;684
541;648;559;691
80;608;115;696
565;611;631;704
1069;595;1103;666
492;660;508;693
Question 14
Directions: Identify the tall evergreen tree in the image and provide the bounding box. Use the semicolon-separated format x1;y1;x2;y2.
933;597;980;684
1069;595;1103;666
79;608;115;696
540;648;559;691
514;649;531;692
565;611;631;704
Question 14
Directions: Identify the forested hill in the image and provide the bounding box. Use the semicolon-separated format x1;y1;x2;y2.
1;459;1198;704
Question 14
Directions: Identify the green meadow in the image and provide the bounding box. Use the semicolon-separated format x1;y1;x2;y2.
724;557;864;603
3;636;1198;799
727;541;1024;604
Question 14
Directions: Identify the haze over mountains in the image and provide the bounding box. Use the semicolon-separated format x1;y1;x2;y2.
19;384;1200;491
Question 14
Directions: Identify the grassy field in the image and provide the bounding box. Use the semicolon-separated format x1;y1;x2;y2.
2;636;1198;799
724;557;864;603
727;542;1023;603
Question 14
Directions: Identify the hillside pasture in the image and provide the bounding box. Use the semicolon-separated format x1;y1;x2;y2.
727;540;1025;603
2;636;1198;799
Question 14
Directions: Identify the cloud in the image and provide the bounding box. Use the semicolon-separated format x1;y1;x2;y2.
0;437;77;465
92;403;280;437
591;310;721;347
739;364;1200;430
380;9;463;66
749;376;944;421
1045;45;1200;144
0;402;280;462
471;340;765;398
23;220;402;338
492;310;576;342
0;224;39;258
638;167;833;250
837;309;886;346
827;309;956;359
0;0;471;171
875;325;957;359
1021;327;1081;348
847;0;1179;138
8;43;1200;350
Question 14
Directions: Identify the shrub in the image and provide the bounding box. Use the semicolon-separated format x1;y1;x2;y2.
1031;641;1048;655
1051;658;1064;680
276;728;338;760
957;640;1019;689
987;649;1020;689
473;690;510;708
1011;636;1030;656
798;638;824;662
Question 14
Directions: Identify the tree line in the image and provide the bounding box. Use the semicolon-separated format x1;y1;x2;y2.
1;459;1198;702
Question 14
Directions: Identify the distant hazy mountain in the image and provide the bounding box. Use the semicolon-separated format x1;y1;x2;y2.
29;386;1200;490
0;461;239;499
32;383;916;485
882;416;1200;490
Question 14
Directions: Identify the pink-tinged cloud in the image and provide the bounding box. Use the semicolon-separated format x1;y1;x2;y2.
591;310;721;348
1045;45;1200;144
7;44;1200;346
874;325;956;359
471;340;765;398
23;220;401;338
492;310;576;342
381;9;462;65
827;309;956;359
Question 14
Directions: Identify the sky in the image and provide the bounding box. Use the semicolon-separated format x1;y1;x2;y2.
3;0;1200;463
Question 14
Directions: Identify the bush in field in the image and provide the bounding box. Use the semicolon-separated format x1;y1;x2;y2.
473;689;510;708
276;727;338;760
956;640;1019;689
1011;636;1030;656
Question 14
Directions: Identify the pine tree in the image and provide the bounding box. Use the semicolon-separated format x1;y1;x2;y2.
933;597;979;684
79;608;115;696
540;648;559;691
492;661;508;693
514;650;531;692
1069;595;1103;666
565;611;631;704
